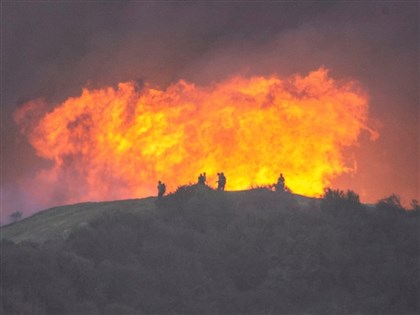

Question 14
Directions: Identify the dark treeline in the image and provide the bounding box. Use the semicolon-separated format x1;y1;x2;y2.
1;186;419;314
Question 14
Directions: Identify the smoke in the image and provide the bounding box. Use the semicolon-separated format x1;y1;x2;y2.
2;2;418;221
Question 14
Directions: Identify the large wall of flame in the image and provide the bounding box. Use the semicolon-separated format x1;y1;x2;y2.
14;68;374;205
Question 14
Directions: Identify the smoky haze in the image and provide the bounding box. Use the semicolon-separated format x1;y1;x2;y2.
1;2;418;222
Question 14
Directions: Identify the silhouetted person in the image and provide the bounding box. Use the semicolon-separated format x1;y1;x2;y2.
157;180;166;197
217;173;222;190
276;173;285;192
217;172;226;190
221;172;226;190
198;172;207;185
198;173;204;184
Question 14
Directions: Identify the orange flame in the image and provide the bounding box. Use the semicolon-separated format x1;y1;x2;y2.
14;68;376;206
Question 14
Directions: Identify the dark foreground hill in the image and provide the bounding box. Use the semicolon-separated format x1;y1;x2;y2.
1;186;419;314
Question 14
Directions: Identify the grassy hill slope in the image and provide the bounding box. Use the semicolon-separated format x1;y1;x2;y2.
1;198;156;243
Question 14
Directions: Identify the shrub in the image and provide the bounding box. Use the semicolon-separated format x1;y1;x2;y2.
321;188;363;214
9;211;23;224
376;194;405;215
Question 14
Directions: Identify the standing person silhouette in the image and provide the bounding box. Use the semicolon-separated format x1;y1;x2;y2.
198;173;204;184
217;172;226;190
276;173;285;192
157;181;166;197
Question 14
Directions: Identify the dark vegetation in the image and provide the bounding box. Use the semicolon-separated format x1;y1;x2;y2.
9;211;23;224
1;186;419;314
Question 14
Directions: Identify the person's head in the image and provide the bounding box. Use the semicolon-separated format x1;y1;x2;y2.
158;180;161;184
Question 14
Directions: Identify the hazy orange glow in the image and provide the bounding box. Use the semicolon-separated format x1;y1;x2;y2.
14;68;377;205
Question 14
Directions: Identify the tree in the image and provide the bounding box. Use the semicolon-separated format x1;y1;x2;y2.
9;211;23;224
321;188;362;213
376;194;404;214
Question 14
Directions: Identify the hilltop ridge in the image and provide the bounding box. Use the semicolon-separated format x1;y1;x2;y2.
1;186;419;314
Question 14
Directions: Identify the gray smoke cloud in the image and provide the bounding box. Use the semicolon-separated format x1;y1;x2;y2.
1;2;418;222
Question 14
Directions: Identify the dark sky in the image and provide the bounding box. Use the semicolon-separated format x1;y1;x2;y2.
1;2;419;219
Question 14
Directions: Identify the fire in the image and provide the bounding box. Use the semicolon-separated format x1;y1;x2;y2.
14;68;376;206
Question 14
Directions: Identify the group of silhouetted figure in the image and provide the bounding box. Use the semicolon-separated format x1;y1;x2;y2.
197;172;207;185
196;172;226;190
157;172;286;197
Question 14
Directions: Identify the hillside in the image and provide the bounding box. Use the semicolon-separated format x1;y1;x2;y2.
0;189;315;243
1;186;419;314
1;198;156;243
